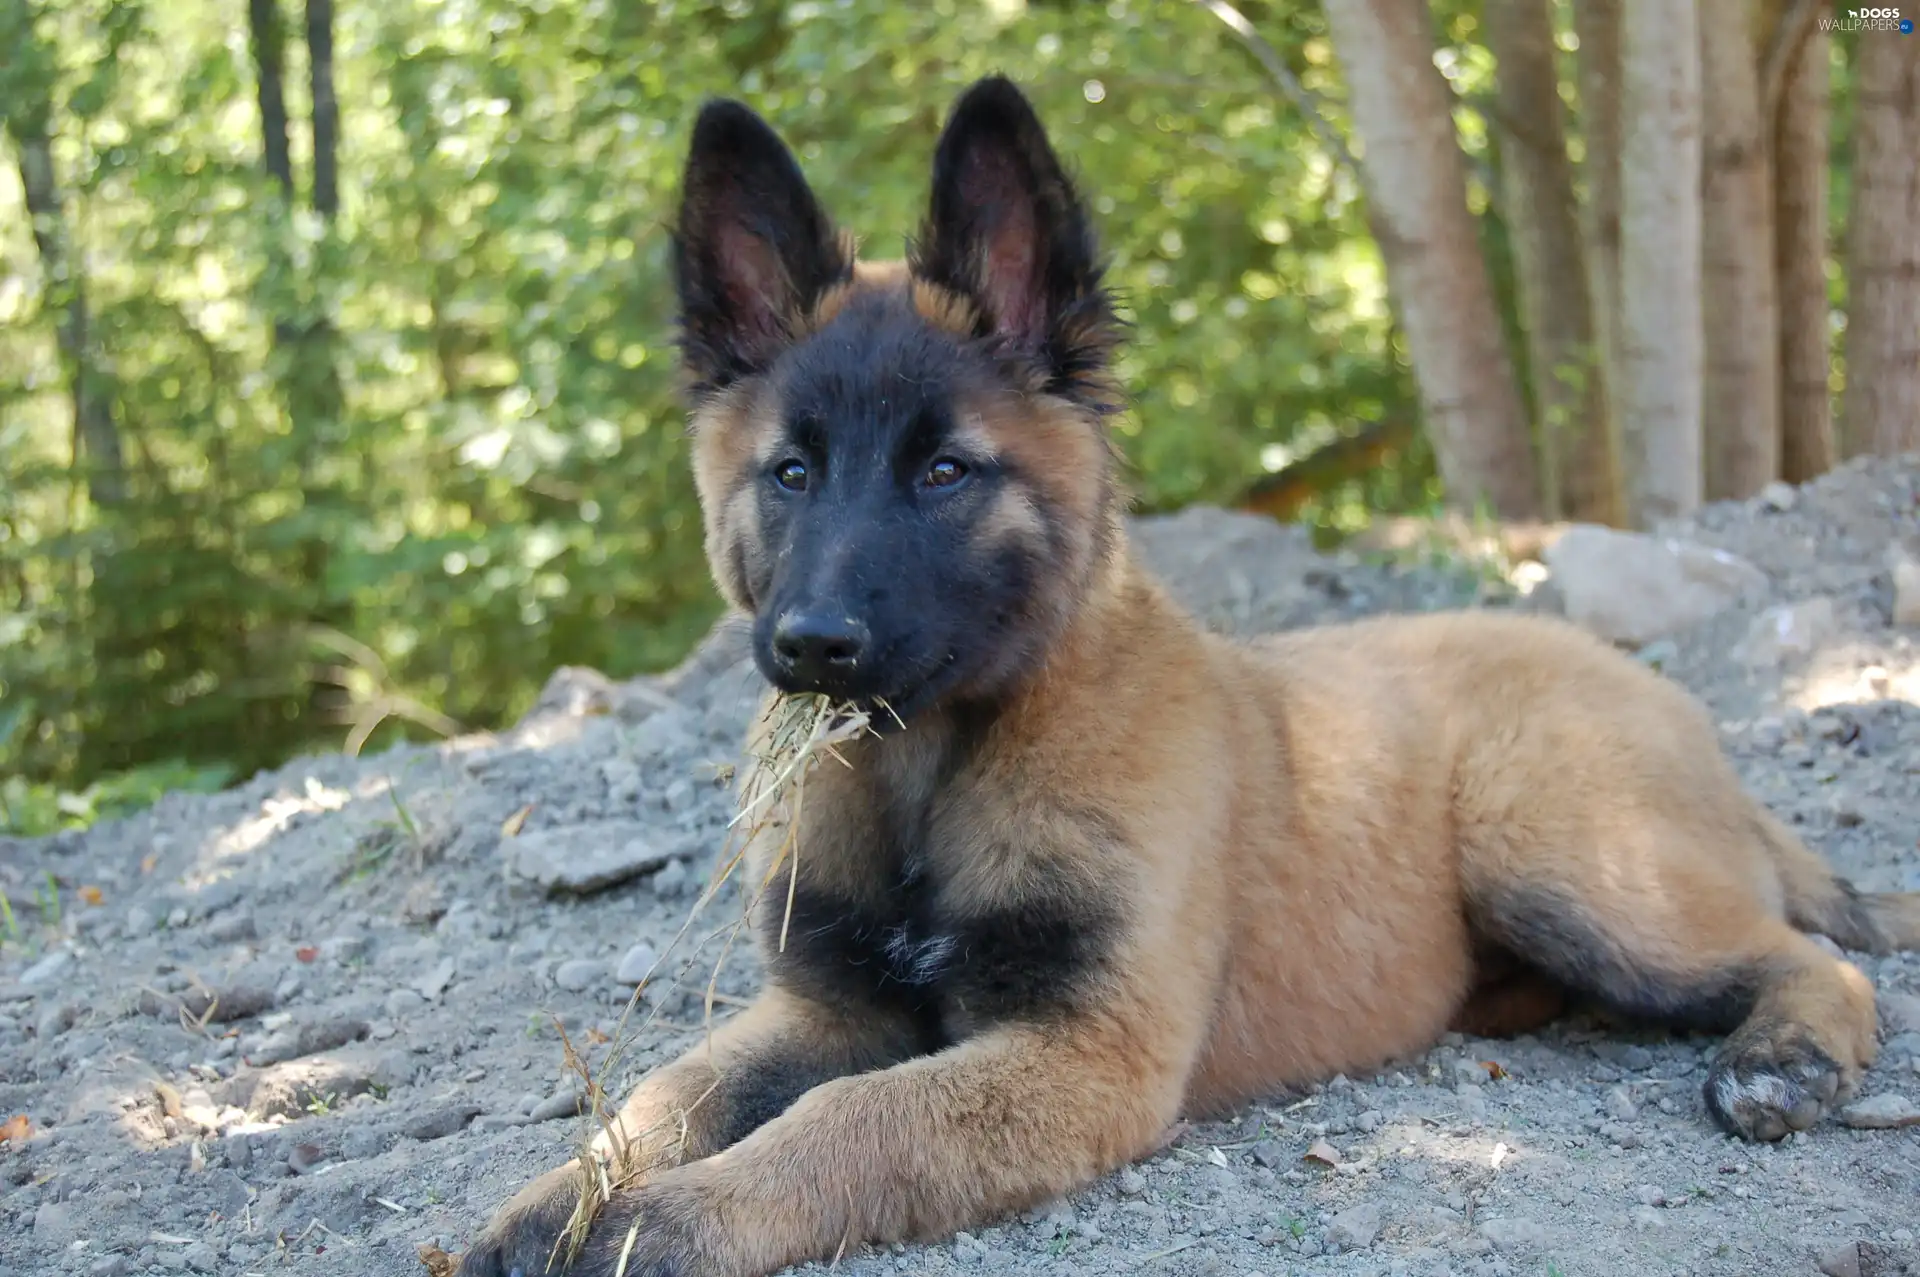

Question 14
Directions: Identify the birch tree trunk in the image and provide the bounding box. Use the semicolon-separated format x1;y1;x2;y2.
1842;31;1920;457
1486;0;1618;524
1322;0;1542;518
1772;17;1833;482
1619;0;1704;524
1699;0;1780;499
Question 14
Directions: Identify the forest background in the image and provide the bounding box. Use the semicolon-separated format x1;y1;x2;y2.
2;0;1914;833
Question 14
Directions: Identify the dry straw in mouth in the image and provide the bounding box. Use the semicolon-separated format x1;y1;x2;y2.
546;691;886;1272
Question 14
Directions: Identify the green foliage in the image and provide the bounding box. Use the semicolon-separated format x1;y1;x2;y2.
1;0;1430;796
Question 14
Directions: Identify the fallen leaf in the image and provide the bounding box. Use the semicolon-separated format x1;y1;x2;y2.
78;885;104;906
586;1026;611;1045
295;946;320;963
0;1115;33;1143
140;853;159;874
418;1242;459;1277
1480;1060;1509;1081
1303;1139;1342;1167
500;804;534;837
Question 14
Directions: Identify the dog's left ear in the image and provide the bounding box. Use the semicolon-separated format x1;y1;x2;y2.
909;77;1119;397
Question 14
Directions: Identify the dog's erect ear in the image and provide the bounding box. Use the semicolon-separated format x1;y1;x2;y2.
909;76;1118;396
671;100;852;395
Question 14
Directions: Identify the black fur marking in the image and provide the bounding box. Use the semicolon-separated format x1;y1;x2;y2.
701;1028;922;1153
671;99;852;397
908;76;1123;410
1470;883;1765;1032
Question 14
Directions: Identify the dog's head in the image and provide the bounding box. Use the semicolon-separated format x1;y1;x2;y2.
672;77;1127;723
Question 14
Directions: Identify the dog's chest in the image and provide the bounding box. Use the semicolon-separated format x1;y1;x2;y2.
764;846;1112;1042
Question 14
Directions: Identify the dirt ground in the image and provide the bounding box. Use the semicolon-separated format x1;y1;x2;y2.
4;457;1920;1277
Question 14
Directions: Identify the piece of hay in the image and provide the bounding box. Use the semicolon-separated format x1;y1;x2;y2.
552;692;882;1267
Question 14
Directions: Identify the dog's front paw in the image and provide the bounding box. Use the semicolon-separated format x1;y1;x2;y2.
459;1165;716;1277
456;1161;587;1277
1704;1018;1854;1142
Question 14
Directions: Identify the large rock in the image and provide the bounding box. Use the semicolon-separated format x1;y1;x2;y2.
507;820;697;895
1540;525;1769;645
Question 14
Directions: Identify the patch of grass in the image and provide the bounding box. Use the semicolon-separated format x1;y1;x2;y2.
0;892;17;944
302;1090;340;1117
36;873;59;928
0;758;235;837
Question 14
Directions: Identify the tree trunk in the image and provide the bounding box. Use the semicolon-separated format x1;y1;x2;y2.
1618;0;1704;524
307;0;339;218
1699;0;1780;499
248;0;293;197
1573;0;1625;493
1772;16;1833;482
1842;30;1920;457
1486;0;1618;525
1322;0;1541;519
1;18;124;508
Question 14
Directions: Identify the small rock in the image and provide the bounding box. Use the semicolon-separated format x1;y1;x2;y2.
1736;598;1838;667
1248;1140;1287;1169
1757;480;1798;512
244;1017;370;1067
1116;1167;1148;1196
1890;545;1920;628
32;1201;78;1248
181;1242;219;1273
1327;1202;1382;1251
616;942;661;985
1477;1216;1546;1250
1541;526;1768;645
554;959;603;992
1452;1057;1487;1086
414;957;456;1001
287;1142;331;1174
124;905;161;938
1620;1044;1654;1071
403;1103;484;1141
1633;1184;1665;1207
88;1256;134;1277
1817;1240;1863;1277
1879;991;1920;1037
509;821;688;895
1605;1086;1638;1122
527;1089;584;1123
1838;1093;1920;1129
34;1001;76;1040
207;912;258;943
386;988;429;1019
20;949;73;986
652;859;693;898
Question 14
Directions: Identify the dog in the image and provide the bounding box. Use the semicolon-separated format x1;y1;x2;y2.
456;75;1920;1277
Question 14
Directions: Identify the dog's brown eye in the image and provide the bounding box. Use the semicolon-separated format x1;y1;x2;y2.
925;458;968;489
775;459;809;492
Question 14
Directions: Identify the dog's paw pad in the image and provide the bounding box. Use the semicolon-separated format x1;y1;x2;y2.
1704;1020;1848;1141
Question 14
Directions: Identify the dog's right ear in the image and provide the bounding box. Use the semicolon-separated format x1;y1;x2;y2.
671;100;852;396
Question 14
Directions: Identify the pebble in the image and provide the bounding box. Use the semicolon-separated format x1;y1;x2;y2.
88;1256;133;1276
181;1242;219;1272
414;958;456;1001
1605;1086;1638;1122
1817;1241;1863;1277
32;1201;78;1248
652;858;693;898
1757;480;1798;512
1879;991;1920;1036
1633;1184;1664;1207
555;959;604;992
20;949;73;987
1117;1167;1148;1195
616;942;661;985
1619;1044;1654;1071
528;1089;584;1123
124;905;161;938
206;912;257;943
403;1103;484;1141
1838;1093;1920;1129
1477;1216;1546;1250
1326;1201;1382;1250
387;988;429;1019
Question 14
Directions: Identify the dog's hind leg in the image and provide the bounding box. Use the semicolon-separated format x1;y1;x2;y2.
1459;818;1881;1142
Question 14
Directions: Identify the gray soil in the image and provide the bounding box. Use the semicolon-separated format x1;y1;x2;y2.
5;457;1920;1277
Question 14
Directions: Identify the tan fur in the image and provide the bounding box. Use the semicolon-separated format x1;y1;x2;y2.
464;266;1917;1277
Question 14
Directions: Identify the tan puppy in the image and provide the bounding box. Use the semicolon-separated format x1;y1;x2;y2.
457;76;1920;1277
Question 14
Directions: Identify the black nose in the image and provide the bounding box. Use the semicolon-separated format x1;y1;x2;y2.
770;610;870;686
